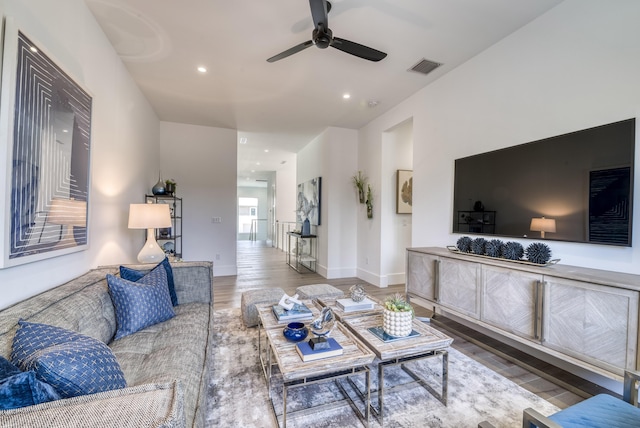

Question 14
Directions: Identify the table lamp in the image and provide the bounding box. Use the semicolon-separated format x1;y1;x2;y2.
530;217;556;238
128;203;172;263
48;198;87;245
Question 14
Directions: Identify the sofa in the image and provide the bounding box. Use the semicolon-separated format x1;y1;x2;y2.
0;261;213;428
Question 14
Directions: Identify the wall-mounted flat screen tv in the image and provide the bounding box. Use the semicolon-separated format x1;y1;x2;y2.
453;118;635;246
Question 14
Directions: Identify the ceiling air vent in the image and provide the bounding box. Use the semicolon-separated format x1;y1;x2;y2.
408;58;442;75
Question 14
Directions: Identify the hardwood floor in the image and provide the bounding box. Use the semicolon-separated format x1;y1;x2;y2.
214;240;591;409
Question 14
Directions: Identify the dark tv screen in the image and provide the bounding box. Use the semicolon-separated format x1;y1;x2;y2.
453;118;635;246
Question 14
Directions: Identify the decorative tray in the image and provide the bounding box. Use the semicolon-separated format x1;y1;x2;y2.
446;246;560;267
368;326;420;343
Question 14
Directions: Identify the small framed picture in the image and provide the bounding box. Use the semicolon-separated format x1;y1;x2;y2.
396;170;413;214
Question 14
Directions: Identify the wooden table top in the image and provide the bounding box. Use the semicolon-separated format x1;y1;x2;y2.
264;321;375;382
344;314;454;360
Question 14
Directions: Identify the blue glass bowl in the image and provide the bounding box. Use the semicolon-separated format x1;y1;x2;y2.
283;322;309;342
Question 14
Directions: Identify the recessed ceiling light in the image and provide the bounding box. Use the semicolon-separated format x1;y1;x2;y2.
264;149;269;153
256;162;261;166
197;66;207;73
343;93;351;99
251;170;255;173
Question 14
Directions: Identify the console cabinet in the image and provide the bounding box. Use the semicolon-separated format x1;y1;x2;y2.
406;247;640;379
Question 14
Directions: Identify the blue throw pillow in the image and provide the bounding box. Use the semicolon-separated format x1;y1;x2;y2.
120;257;178;306
0;355;61;410
107;264;175;340
10;321;126;399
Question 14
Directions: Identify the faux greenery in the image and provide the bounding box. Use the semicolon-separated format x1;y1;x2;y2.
456;236;473;253
352;171;367;203
165;179;176;186
502;241;524;260
384;293;414;316
485;239;504;258
471;237;487;255
526;242;552;264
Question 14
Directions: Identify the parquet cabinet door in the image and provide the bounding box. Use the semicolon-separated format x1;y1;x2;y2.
543;276;639;374
481;266;542;341
438;257;481;319
406;251;437;302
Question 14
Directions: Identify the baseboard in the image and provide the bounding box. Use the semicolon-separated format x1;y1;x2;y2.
212;264;237;276
356;268;388;288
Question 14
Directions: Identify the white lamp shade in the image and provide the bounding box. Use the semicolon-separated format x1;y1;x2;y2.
128;204;172;229
530;217;556;233
48;198;87;227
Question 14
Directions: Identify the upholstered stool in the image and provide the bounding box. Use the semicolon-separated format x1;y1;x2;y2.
241;288;285;327
295;284;344;300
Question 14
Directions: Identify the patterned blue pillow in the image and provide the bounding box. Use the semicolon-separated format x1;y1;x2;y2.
107;264;175;340
10;322;126;399
0;355;61;409
120;258;178;306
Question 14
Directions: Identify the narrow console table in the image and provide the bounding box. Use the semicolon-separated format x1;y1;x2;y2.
286;232;317;273
405;247;640;382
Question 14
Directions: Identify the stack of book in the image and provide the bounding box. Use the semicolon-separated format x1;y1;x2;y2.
295;338;343;362
336;297;375;313
272;302;313;323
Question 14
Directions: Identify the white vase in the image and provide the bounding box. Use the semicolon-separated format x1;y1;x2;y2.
382;309;413;337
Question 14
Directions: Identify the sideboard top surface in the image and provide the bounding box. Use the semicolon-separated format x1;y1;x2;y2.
408;247;640;292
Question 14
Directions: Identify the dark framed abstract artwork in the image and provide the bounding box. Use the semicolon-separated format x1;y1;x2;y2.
296;177;321;226
0;21;91;267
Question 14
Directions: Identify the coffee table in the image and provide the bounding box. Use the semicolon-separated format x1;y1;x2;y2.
258;306;376;428
343;313;454;426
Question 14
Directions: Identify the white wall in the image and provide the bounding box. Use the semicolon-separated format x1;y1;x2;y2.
159;122;237;276
381;119;413;285
360;0;640;276
0;0;160;309
297;127;358;278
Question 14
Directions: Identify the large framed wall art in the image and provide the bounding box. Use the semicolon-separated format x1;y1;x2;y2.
296;177;322;226
0;20;92;267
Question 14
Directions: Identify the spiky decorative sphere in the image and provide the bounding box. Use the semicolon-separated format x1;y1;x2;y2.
456;236;473;253
485;239;504;258
526;242;552;265
471;238;487;255
502;241;524;260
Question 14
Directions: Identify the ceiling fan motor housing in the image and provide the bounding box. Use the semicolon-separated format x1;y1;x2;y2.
312;27;332;49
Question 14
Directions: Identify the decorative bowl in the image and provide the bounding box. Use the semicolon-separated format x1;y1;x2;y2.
283;322;309;342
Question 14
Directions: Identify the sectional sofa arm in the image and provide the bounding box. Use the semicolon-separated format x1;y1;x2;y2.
0;382;185;428
623;369;640;405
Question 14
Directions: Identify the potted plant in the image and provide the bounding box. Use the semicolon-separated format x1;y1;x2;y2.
352;171;366;203
383;293;414;337
165;179;177;195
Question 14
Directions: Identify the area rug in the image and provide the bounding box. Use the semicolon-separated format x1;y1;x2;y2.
206;308;559;427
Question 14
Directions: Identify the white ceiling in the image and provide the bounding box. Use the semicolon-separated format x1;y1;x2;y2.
85;0;562;185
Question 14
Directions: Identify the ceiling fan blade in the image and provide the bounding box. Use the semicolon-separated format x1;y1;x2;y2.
330;37;387;62
309;0;328;30
267;40;314;63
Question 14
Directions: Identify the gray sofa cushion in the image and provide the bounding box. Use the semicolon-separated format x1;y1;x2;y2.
0;268;119;359
0;381;184;428
110;302;210;427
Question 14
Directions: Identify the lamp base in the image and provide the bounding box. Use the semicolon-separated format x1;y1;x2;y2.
137;229;165;263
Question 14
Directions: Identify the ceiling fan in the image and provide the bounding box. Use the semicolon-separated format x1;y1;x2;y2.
267;0;387;63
